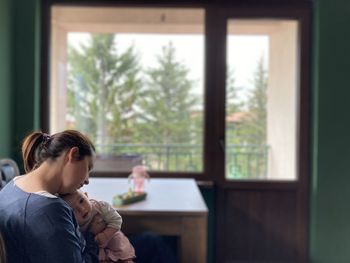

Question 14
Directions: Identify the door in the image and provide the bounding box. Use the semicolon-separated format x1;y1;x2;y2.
206;6;311;263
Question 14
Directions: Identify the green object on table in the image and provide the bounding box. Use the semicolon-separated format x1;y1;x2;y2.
113;190;147;206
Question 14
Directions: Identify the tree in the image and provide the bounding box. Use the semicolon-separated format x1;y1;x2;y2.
67;34;142;152
244;55;268;145
225;56;268;179
226;68;241;115
226;68;244;145
232;55;268;178
135;42;199;145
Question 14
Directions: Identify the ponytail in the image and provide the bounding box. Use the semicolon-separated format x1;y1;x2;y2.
22;132;47;173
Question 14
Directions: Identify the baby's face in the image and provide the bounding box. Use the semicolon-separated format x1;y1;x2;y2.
64;191;92;226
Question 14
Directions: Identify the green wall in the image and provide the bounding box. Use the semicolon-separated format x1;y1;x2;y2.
0;0;13;157
4;0;350;262
11;0;41;165
310;0;350;262
0;0;39;161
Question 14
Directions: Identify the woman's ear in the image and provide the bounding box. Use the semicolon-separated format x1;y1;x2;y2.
67;147;80;162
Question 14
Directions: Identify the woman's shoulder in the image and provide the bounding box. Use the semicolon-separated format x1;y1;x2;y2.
0;187;76;233
25;197;79;230
26;195;73;219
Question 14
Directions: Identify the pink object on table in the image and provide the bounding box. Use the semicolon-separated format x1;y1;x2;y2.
128;165;150;193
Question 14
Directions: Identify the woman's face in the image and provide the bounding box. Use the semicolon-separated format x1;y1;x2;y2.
59;149;95;194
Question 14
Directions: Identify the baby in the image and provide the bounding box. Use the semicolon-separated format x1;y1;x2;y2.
62;190;135;263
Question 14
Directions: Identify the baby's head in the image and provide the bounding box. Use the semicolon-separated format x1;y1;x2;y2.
61;190;92;226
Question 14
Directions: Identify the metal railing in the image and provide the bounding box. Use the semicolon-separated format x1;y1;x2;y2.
96;143;268;178
226;145;269;179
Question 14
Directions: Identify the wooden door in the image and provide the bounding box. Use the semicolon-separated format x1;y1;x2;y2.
206;5;311;263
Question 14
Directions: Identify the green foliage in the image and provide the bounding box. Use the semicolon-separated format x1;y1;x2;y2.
134;42;200;145
226;56;268;179
244;56;268;145
226;68;242;115
66;34;267;174
67;34;141;149
226;67;244;145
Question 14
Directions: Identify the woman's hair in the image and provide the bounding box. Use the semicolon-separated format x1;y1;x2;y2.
22;130;95;173
0;232;6;263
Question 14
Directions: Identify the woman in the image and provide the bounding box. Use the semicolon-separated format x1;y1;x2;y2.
0;130;98;263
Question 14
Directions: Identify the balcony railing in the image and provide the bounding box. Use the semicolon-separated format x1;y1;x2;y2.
226;144;269;179
95;143;268;179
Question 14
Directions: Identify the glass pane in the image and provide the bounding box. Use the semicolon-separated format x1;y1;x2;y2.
226;19;298;180
50;7;205;173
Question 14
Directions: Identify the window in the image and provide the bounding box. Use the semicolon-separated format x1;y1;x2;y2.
45;3;309;181
225;19;298;180
50;6;205;174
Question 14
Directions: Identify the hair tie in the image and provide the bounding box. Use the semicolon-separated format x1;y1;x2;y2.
42;133;51;146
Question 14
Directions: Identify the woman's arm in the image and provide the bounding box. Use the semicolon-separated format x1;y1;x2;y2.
25;200;99;263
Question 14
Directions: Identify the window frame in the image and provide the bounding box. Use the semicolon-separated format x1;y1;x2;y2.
41;1;311;185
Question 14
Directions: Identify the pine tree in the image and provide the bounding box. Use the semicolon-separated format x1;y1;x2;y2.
245;55;268;145
226;68;244;145
135;42;199;145
236;55;268;178
67;34;141;153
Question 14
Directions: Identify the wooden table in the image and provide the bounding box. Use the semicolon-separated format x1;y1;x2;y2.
82;178;208;263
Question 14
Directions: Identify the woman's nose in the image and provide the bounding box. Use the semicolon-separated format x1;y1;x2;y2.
84;176;89;185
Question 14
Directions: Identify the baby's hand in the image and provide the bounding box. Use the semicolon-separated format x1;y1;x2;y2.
95;232;109;246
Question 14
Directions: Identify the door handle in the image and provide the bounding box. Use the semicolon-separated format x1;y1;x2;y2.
219;139;225;152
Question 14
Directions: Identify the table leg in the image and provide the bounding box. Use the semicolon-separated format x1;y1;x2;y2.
180;216;207;263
